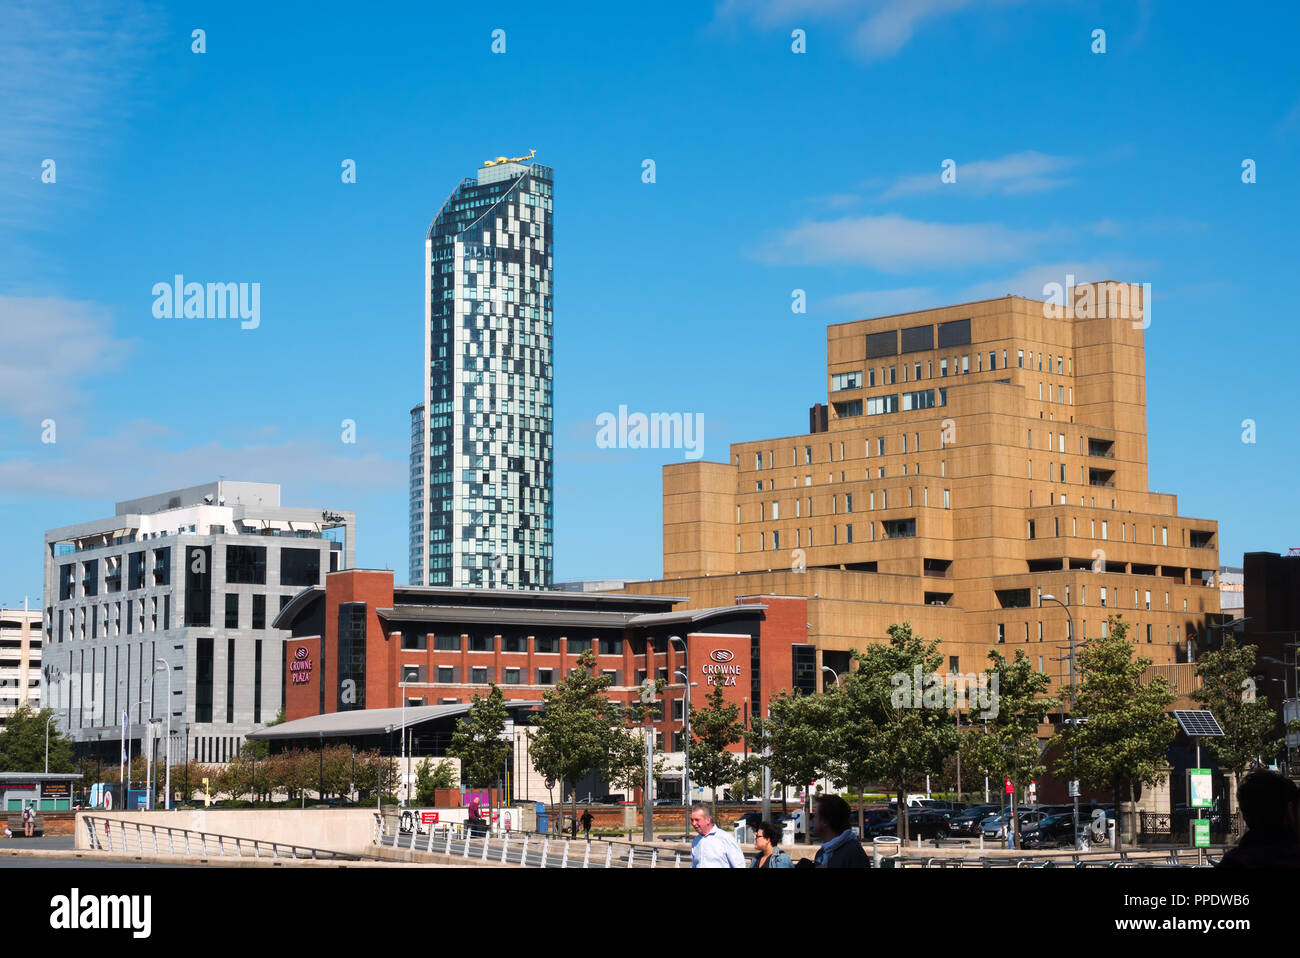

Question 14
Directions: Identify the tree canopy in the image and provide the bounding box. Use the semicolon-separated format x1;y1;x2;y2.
448;684;511;788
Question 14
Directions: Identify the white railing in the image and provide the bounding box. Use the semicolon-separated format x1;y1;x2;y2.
83;815;378;862
373;813;685;868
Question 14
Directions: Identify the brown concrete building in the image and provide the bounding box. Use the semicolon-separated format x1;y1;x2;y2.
618;281;1221;699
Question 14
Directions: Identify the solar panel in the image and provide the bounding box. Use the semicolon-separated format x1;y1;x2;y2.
1174;710;1225;737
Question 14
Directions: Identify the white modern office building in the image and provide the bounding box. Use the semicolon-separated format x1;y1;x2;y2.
42;481;355;765
0;604;41;725
411;154;554;589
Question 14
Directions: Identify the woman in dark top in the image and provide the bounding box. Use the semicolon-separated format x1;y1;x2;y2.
751;821;793;868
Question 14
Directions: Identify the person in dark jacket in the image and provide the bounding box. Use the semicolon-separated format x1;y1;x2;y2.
580;809;593;840
812;795;870;868
750;821;794;868
1218;769;1300;868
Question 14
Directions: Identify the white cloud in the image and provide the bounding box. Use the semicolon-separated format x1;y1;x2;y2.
713;0;1027;60
822;287;939;315
0;1;158;246
881;151;1075;199
756;213;1043;271
956;261;1144;303
0;296;135;420
0;424;405;504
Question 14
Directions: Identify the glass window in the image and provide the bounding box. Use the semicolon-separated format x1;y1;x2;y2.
226;545;267;584
225;593;239;629
280;548;320;587
252;594;266;630
470;667;488;684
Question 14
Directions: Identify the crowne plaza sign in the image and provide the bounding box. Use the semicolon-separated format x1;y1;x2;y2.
289;645;313;685
701;647;742;686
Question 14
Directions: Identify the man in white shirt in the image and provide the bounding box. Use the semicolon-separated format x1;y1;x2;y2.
690;803;746;868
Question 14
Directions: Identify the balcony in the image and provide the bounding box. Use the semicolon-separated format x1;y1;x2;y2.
1088;467;1116;488
1087;438;1115;459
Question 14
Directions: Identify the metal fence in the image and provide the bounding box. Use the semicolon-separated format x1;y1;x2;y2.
374;814;687;868
1138;811;1243;845
82;815;380;861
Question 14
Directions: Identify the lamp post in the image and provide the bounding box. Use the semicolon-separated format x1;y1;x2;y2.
155;659;172;810
1041;594;1079;849
45;713;57;774
819;667;840;798
669;635;690;833
673;667;695;839
399;679;408;807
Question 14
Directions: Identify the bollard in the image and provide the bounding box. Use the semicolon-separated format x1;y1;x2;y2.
627;846;635;868
651;849;658;869
562;840;570;868
522;834;530;866
541;838;549;868
582;841;591;868
481;835;490;860
675;851;681;868
462;831;471;858
409;828;418;851
501;835;510;864
604;844;613;868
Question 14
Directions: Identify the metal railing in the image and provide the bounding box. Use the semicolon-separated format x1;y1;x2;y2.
374;814;688;868
82;815;381;862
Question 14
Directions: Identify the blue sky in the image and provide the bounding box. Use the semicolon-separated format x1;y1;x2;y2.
1;0;1298;606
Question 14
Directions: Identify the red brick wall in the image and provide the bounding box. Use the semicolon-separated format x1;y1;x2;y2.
739;595;808;705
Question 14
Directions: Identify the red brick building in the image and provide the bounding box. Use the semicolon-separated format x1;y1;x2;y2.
270;570;813;794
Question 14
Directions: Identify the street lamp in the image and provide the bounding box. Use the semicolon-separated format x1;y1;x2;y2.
820;665;840;688
1041;594;1081;849
669;635;690;831
399;678;409;807
45;712;58;774
155;659;172;810
673;667;695;839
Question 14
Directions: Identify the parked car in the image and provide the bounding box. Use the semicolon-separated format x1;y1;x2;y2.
917;799;967;813
868;808;953;840
598;794;625;805
981;809;1048;840
1020;813;1079;849
948;804;1000;835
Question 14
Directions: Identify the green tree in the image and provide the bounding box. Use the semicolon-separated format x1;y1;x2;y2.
834;623;961;842
415;757;458;805
753;688;837;825
0;705;75;773
529;649;614;829
448;684;511;788
1052;614;1177;847
1191;635;1279;803
688;682;745;816
965;649;1059;847
605;727;668;798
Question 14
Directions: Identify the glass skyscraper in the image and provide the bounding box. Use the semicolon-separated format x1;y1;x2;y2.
411;156;554;589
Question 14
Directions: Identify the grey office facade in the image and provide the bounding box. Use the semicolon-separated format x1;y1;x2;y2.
42;481;355;764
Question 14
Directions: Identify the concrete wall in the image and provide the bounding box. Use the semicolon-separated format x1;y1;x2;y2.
75;808;376;853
